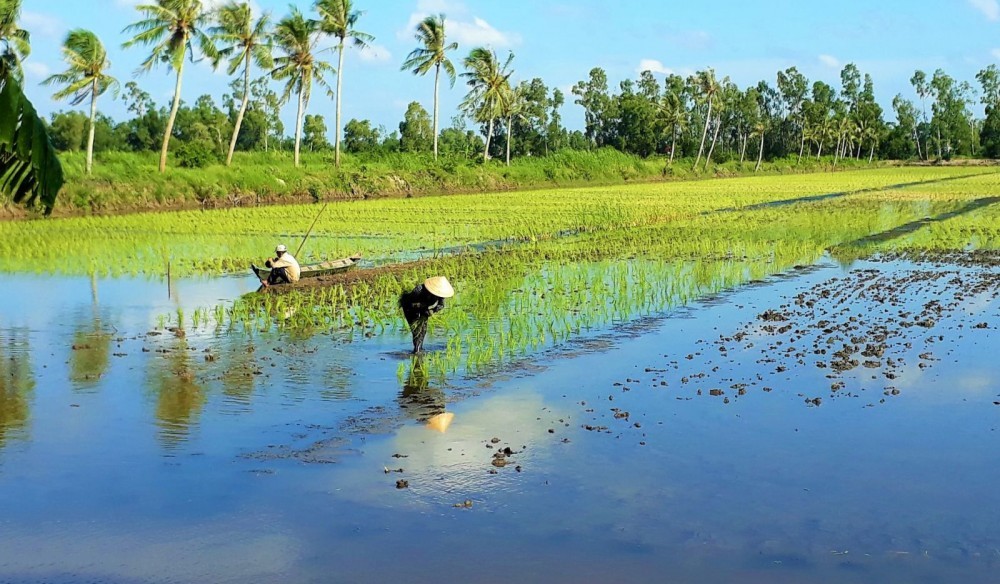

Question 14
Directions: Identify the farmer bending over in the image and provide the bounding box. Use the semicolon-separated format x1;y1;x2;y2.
262;244;301;287
399;276;454;354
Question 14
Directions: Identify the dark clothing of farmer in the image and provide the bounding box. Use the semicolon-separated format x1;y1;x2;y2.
399;276;454;354
266;265;292;285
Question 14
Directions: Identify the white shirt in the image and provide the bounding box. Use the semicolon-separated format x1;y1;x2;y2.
271;252;301;282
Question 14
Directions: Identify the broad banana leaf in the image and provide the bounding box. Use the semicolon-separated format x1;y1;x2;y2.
0;73;63;215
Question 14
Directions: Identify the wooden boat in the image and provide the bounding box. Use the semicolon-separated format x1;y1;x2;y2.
251;255;361;283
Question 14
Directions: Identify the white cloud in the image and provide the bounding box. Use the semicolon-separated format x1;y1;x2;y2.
449;17;520;48
992;48;1000;60
20;11;63;39
819;54;841;69
23;61;51;81
399;0;519;48
637;59;673;76
358;44;392;63
970;0;1000;20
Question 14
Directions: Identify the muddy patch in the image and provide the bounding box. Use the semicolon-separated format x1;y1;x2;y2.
572;251;1000;440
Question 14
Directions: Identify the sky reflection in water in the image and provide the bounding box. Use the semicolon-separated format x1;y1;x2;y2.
0;256;999;583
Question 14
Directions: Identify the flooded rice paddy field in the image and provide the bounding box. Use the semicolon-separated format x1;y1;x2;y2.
2;168;1000;583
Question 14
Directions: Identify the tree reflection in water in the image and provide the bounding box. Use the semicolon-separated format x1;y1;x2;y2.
69;274;113;390
0;330;35;449
148;333;205;448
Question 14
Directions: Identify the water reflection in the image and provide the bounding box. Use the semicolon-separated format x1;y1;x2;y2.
0;330;35;449
398;357;447;422
218;339;259;408
147;333;205;447
69;322;113;390
323;384;565;509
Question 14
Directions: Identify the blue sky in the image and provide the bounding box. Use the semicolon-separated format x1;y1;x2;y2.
16;0;1000;135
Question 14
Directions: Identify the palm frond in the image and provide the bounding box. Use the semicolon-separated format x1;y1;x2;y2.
0;73;63;214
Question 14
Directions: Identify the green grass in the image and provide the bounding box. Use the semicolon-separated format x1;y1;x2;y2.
0;148;887;216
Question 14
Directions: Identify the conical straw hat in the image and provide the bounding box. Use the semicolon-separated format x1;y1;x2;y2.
424;276;455;298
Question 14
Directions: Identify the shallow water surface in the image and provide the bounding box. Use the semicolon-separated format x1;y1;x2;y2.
1;256;999;583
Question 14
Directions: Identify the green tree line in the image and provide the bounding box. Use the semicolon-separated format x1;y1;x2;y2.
5;0;1000;181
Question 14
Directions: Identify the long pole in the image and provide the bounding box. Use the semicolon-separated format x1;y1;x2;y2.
295;202;330;258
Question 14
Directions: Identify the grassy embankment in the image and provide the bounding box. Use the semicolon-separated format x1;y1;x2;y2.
2;148;881;216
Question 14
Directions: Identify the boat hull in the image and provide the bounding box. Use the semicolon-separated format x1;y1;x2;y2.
252;256;360;283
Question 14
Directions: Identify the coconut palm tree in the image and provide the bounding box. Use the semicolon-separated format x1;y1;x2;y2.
659;92;686;165
123;0;218;173
401;14;457;160
692;68;719;168
833;115;853;165
0;0;29;80
460;47;513;161
502;83;527;166
43;30;119;175
271;6;334;168
752;120;766;172
315;0;372;168
703;78;733;171
211;1;272;167
811;116;834;160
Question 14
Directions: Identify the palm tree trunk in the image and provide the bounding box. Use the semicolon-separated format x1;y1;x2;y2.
755;132;764;172
335;40;345;168
739;133;747;164
868;141;875;164
294;87;304;168
704;116;721;171
159;57;185;173
669;127;676;164
506;115;512;166
484;118;494;161
834;134;841;166
86;83;97;175
913;129;922;160
798;127;805;164
226;56;252;167
695;95;713;167
817;140;823;160
433;63;440;159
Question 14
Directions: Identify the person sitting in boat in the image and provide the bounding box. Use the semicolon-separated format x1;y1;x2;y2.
262;244;301;286
399;276;454;354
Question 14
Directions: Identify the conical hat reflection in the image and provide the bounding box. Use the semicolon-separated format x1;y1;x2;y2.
425;412;454;433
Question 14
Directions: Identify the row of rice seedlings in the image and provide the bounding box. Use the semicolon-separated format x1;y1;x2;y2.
3;167;990;277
